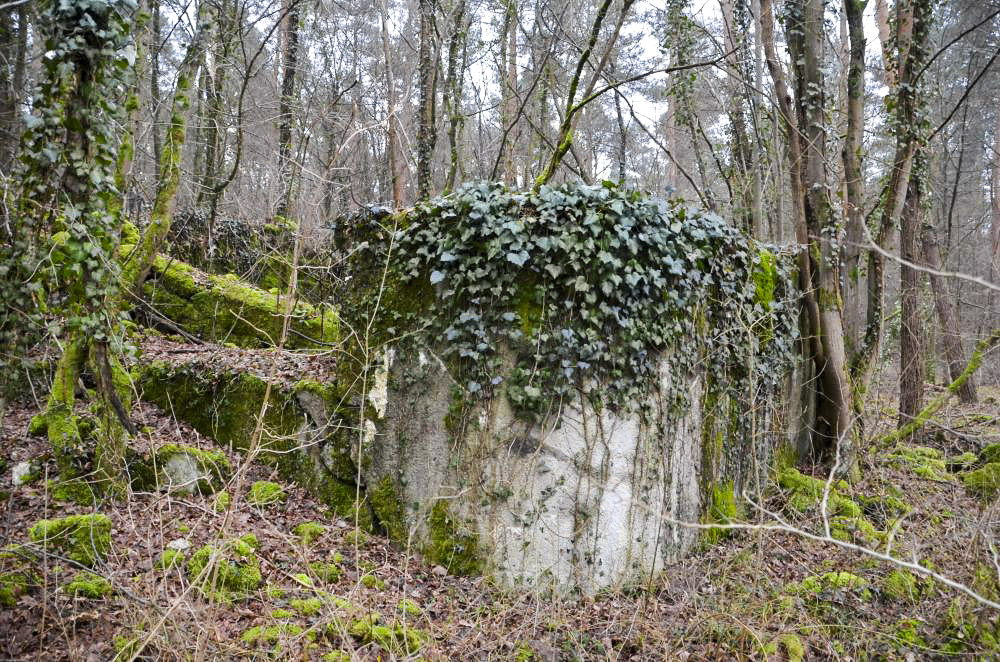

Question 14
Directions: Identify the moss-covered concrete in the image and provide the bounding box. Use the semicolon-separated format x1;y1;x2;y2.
423;500;483;576
29;514;111;566
703;482;745;544
138;362;371;526
140;252;339;349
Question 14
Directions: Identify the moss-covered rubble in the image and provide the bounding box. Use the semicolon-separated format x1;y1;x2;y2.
29;514;112;566
132;251;338;349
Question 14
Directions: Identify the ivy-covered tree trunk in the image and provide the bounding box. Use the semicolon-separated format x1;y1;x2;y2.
5;0;138;493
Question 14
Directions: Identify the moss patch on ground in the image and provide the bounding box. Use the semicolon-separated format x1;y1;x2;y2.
248;481;286;506
778;468;861;517
0;571;35;607
961;462;1000;499
348;612;426;657
186;535;262;600
65;571;112;599
884;445;952;482
29;514;112;566
293;521;326;545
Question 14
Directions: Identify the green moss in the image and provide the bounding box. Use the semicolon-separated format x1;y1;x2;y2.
292;573;314;587
65;571;112;598
962;462;1000;499
248;481;286;506
28;414;47;436
947;451;978;472
788;572;871;600
290;597;323;616
47;478;96;505
348;612;426;656
186;537;262;599
979;443;1000;465
144;253;339;349
398;598;422;617
29;514;112;566
0;571;34;607
360;573;384;590
241;623;312;647
308;559;343;584
321;652;351;662
266;584;286;600
882;569;920;604
515;645;535;661
778;468;861;517
344;529;368;546
369;476;408;542
703;482;745;544
293;521;326;546
155;548;184;571
423;500;482;576
884;445;952;482
762;633;805;662
213;490;231;512
830;515;883;546
270;608;294;619
895;617;926;648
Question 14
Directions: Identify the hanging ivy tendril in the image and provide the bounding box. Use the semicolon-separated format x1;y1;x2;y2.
0;0;135;372
363;181;799;419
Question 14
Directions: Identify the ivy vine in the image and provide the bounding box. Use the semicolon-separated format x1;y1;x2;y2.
0;0;135;379
360;181;798;419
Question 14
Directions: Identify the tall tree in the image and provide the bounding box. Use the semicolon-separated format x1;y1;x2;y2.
416;0;438;199
275;0;302;220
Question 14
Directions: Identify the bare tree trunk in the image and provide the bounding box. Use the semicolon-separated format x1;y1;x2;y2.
275;0;300;220
0;6;27;175
380;9;405;207
842;0;865;356
991;108;1000;327
899;158;926;427
852;0;930;396
416;0;438;199
150;0;162;175
922;219;978;403
443;0;468;192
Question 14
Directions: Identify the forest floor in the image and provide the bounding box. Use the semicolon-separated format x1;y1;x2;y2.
2;344;999;661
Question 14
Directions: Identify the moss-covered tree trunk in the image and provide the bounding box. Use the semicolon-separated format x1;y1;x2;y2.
123;5;210;294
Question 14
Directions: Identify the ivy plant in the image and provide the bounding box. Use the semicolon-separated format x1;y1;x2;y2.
355;181;798;421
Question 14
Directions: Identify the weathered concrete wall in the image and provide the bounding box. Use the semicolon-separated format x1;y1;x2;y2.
364;343;807;593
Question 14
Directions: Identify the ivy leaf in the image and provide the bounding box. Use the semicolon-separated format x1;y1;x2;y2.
506;251;529;267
